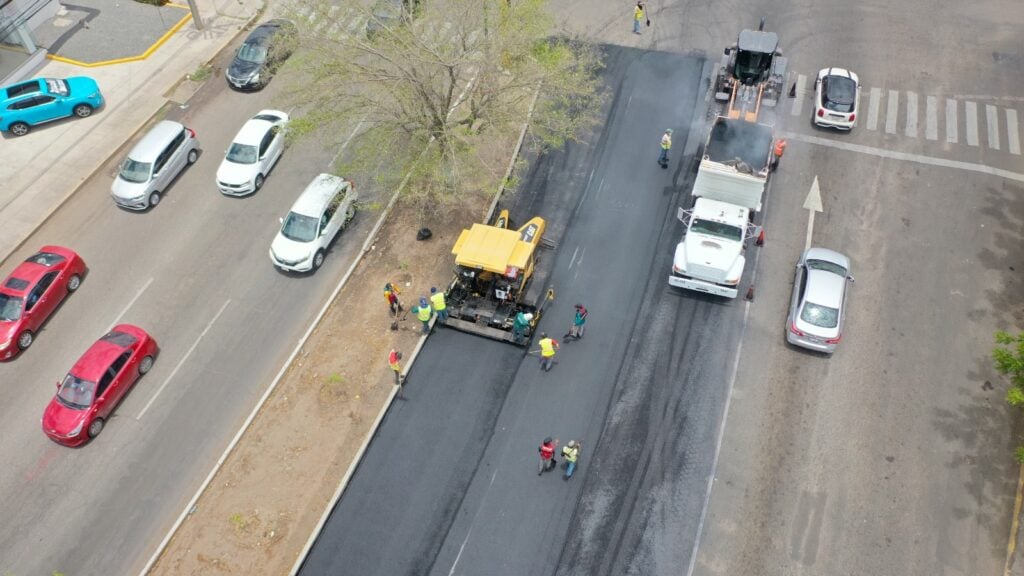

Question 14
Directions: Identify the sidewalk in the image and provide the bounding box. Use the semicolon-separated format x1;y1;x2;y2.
0;0;264;267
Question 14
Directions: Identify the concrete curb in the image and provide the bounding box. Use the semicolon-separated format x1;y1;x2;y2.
286;86;543;575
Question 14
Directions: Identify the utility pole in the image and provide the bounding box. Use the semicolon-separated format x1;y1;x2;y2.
185;0;204;30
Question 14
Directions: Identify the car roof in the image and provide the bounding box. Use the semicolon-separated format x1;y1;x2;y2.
70;325;145;381
290;174;348;217
128;121;186;162
234;110;286;145
804;247;850;270
1;261;52;295
804;269;845;308
247;19;294;43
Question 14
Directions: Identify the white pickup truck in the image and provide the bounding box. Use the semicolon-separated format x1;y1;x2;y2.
669;116;772;298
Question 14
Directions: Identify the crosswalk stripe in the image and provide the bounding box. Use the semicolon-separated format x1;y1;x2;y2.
1007;109;1021;155
867;87;881;131
925;96;938;140
905;91;918;138
986;104;1000;150
346;13;368;35
791;74;806;117
945;99;958;144
965;101;979;146
885;90;898;134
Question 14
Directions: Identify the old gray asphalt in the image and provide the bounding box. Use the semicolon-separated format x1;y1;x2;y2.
298;46;734;575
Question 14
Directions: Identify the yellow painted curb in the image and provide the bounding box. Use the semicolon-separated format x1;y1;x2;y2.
1005;462;1024;576
46;6;191;68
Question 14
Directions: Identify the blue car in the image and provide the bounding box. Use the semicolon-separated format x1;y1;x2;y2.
0;77;104;137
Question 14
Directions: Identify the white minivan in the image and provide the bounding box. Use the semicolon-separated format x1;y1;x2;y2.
269;174;357;273
111;120;200;210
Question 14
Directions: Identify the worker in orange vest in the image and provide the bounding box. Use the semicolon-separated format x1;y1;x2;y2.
771;138;787;171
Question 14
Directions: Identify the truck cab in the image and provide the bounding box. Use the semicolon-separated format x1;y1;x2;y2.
669;200;751;298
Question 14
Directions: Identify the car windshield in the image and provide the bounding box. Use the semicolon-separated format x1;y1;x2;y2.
237;42;268;64
0;294;24;321
800;301;839;329
226;143;258;164
806;258;847;277
280;212;319;243
57;374;96;410
45;78;69;96
690;218;743;242
119;158;152;183
824;76;856;112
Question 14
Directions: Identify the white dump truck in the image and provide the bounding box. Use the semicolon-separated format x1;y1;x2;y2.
668;116;773;298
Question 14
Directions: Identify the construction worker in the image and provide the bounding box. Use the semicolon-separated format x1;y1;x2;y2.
388;349;404;397
430;286;448;323
561;440;581;480
770;138;787;171
414;297;432;333
538;332;559;371
385;282;403;315
633;1;645;34
564;303;588;341
538;437;558;475
658;128;672;168
513;311;533;344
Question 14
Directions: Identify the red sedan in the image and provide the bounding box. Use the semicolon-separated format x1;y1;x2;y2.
0;246;86;360
42;324;158;446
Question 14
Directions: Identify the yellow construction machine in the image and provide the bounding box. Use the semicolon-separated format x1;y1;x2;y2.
444;209;555;345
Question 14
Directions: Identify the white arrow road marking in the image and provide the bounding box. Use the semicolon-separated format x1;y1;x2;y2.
136;299;231;420
803;176;824;251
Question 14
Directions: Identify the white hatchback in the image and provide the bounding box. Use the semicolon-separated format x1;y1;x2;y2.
216;109;288;195
269;174;358;273
813;68;859;130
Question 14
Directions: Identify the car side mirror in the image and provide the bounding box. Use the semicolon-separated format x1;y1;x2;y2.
723;47;731;55
56;380;61;390
279;217;284;224
847;275;855;283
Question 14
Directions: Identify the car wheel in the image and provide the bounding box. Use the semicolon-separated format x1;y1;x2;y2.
148;191;161;208
73;104;94;118
87;418;104;439
139;355;154;375
9;122;30;137
187;149;198;164
254;174;265;191
17;330;33;351
312;249;325;271
67;274;82;292
345;204;356;225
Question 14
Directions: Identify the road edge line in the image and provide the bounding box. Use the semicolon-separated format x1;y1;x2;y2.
286;85;542;576
1004;462;1024;575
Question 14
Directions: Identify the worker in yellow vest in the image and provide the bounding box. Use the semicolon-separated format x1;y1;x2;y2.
430;286;448;323
658;128;672;168
413;297;432;333
538;332;560;372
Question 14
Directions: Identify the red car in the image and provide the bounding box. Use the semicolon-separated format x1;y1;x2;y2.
0;246;86;360
42;324;158;446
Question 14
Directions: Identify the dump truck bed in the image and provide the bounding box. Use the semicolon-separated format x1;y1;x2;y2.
705;116;774;168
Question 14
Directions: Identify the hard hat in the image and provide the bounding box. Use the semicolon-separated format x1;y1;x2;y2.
524;313;534;320
540;332;547;338
567;440;577;448
430;286;438;294
420;297;428;307
666;128;673;134
543;437;553;444
575;303;583;309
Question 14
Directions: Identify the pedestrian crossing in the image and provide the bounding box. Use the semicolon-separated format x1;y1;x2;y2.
288;2;482;49
789;73;1022;155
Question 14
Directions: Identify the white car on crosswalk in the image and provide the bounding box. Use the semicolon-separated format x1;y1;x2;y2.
813;68;860;131
216;110;288;196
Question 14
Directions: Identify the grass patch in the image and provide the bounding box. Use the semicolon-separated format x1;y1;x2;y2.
189;64;213;83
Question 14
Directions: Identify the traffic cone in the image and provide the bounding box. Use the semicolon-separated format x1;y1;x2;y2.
745;286;755;301
755;229;765;246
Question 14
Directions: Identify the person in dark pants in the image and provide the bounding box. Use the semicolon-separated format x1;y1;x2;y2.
564;303;588;341
388;349;404;398
538;437;558;475
659;128;673;168
562;440;581;480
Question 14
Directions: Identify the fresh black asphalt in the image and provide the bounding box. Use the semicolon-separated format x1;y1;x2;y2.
300;45;752;576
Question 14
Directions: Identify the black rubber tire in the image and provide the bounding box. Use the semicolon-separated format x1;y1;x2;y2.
67;274;82;292
73;104;93;118
9;122;29;136
17;330;33;351
139;355;154;375
87;418;104;439
254;174;265;191
148;191;161;208
312;249;325;271
187;149;198;164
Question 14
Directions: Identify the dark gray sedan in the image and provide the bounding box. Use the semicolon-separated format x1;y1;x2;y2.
226;19;296;91
786;247;853;354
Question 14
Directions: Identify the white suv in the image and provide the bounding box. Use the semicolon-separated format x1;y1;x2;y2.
269;174;357;273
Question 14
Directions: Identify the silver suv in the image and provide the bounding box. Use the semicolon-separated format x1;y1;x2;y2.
111;120;200;210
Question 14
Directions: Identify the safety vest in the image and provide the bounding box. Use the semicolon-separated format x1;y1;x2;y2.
540;443;555;459
416;305;432;322
661;133;672;150
773;139;787;158
430;292;446;311
539;337;557;357
562;445;579;462
388;350;401;372
634;5;644;21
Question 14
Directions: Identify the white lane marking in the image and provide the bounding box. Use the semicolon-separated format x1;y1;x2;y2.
108;277;154;332
905;91;918;138
987;104;1001;150
447;468;499;576
885;90;898;134
925;96;938;140
330;120;365;168
568;246;580;270
136;299;231;420
791;74;807;117
866;87;881;131
946;98;958;144
965;101;979;146
779;131;1024;183
1008;109;1021;155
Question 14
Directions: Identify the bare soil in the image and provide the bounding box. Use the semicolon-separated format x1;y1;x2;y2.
150;130;518;574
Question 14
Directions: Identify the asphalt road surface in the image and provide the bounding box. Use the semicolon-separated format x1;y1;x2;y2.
0;45;374;575
299;45;739;575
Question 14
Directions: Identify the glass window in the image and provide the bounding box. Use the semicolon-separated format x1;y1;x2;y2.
237;42;268;64
0;294;24;321
100;331;139;347
119;158;153;183
824;76;856;113
690;218;743;242
4;80;40;99
800;301;839;329
226;143;258;164
44;79;69;96
280;212;319;243
805;258;847;277
57;374;96;410
26;252;66;267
